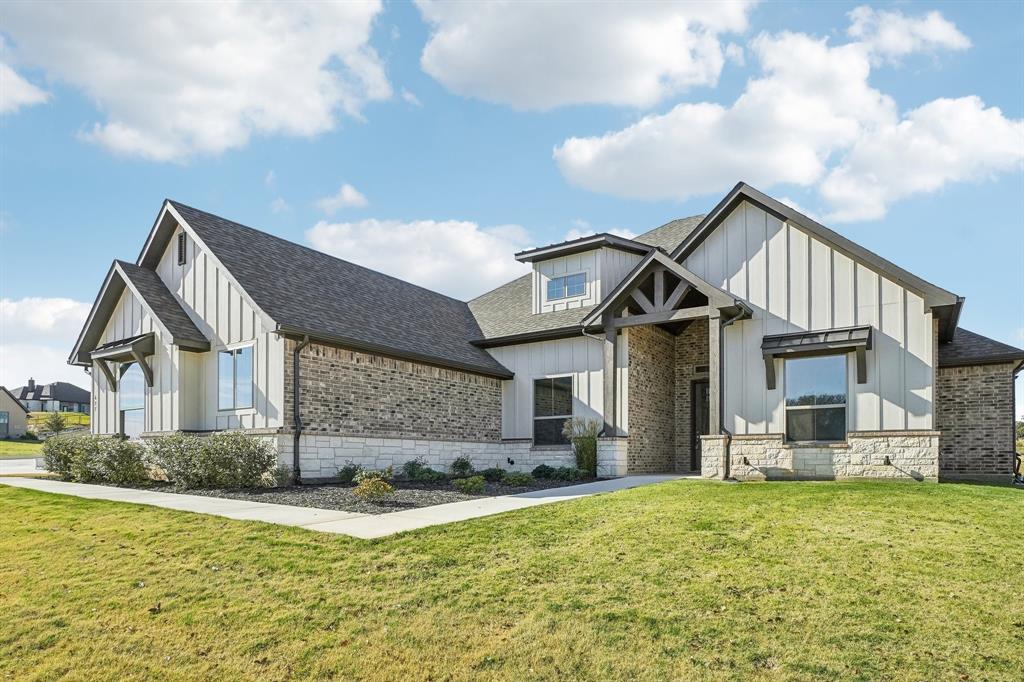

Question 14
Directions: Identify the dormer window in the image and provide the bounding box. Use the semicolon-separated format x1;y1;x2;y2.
547;272;586;301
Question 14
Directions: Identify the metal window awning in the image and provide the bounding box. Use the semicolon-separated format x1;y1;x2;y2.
761;325;872;390
90;333;156;390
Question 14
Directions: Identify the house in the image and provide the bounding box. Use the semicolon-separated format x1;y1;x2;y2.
12;379;90;414
69;183;1024;482
0;386;29;439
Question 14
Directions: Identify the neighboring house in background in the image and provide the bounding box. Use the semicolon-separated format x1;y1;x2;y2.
12;379;91;414
0;386;29;438
69;183;1024;482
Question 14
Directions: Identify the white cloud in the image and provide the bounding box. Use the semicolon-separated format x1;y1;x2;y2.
416;0;754;110
821;96;1024;221
553;9;1022;222
563;219;638;242
0;297;91;390
270;197;290;213
306;219;532;299
315;183;369;214
264;170;276;187
0;61;49;114
0;1;390;160
848;5;970;61
401;88;422;106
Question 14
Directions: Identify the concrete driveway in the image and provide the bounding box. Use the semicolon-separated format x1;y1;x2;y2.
0;458;43;475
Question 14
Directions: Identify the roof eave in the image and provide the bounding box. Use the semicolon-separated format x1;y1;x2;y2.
471;326;589;349
515;234;653;263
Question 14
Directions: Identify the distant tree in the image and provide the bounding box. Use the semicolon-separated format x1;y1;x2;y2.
1017;420;1024;441
44;412;67;434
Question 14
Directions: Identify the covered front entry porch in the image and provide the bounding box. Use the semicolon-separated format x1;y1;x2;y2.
583;250;750;477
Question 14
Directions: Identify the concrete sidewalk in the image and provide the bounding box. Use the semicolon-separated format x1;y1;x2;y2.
0;474;683;539
0;458;43;475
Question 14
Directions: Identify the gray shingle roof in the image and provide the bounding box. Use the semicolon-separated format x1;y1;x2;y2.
12;381;89;404
468;215;705;343
169;201;512;378
937;328;1024;368
116;261;209;350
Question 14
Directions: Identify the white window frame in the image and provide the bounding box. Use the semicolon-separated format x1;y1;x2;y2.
532;373;575;446
217;342;255;413
545;271;588;303
783;353;849;443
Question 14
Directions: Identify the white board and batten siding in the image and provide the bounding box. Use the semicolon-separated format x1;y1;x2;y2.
683;200;935;435
532;248;643;314
488;333;629;440
92;225;284;435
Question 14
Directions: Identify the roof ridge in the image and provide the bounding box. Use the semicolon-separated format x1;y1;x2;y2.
168;199;474;306
635;213;706;240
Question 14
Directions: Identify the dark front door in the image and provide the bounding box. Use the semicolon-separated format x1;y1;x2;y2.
691;380;710;470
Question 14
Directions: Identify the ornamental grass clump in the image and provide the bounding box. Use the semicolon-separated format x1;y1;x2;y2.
562;417;600;478
352;467;394;499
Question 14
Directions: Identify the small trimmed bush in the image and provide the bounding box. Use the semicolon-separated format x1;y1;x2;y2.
479;467;506;483
501;471;534;487
146;432;277;489
101;439;148;485
400;458;446;483
449;456;474;477
531;464;555;479
44;435;147;485
353;466;393;484
42;435;79;479
147;433;205;487
337;461;363;484
552;466;584;482
353;478;394;500
452;475;486;494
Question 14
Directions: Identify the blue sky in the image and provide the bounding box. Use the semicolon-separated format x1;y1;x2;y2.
0;0;1021;406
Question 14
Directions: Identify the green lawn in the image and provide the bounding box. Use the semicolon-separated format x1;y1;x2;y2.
1;481;1022;681
0;439;42;458
27;411;90;428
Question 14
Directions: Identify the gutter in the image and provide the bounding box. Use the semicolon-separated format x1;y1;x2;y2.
292;335;310;484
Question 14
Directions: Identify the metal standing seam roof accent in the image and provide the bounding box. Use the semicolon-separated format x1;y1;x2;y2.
166;201;513;379
761;326;873;356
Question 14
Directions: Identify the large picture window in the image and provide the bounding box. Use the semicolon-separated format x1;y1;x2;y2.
218;346;253;410
119;362;145;439
784;355;847;442
546;273;586;301
533;376;573;445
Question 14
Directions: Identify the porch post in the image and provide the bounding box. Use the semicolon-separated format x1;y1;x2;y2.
602;313;618;436
708;310;721;435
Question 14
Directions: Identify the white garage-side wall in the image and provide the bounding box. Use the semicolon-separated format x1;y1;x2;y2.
487;333;629;440
91;225;284;435
682;200;935;435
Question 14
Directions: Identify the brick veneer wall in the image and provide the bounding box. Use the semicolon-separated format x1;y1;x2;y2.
626;325;676;473
935;362;1017;480
283;339;502;442
673;318;709;472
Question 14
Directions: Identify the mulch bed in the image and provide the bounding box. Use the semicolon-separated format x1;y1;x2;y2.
140;478;598;515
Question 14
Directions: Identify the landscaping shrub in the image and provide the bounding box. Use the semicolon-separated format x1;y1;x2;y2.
479;467;506;483
353;466;393;484
146;432;277;489
44;435;147;485
449;456;474;477
146;433;206;487
400;458;446;483
42;434;79;479
352;477;395;500
552;466;584;481
415;468;446;483
501;471;534;487
562;417;600;477
337;461;363;484
44;412;67;434
531;464;555;479
452;475;486;494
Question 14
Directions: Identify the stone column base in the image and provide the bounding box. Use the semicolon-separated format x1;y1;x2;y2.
700;435;729;480
597;437;629;477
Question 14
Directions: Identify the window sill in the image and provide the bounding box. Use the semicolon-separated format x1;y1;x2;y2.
530;444;572;452
783;440;849;449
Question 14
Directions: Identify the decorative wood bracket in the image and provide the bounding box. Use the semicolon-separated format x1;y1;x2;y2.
761;326;873;390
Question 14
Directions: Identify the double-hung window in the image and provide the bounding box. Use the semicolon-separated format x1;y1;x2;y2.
218;346;254;410
533;376;572;445
784;355;847;442
546;273;586;301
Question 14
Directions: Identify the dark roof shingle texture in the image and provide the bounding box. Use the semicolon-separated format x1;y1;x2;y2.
937;328;1024;367
116;261;208;348
12;381;90;404
170;201;511;377
468;215;705;341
